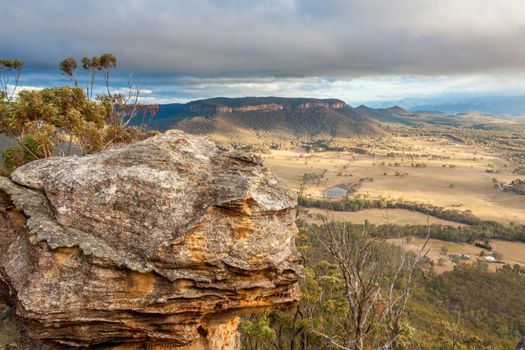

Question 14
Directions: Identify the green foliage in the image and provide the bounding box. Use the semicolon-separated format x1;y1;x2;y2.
99;53;117;72
59;57;78;86
241;224;524;349
299;196;481;225
239;314;276;349
81;56;100;71
0;59;24;71
299;197;525;243
0;58;24;100
0;54;157;173
0;85;157;173
1;146;24;175
436;263;525;340
0;86;107;165
241;223;425;349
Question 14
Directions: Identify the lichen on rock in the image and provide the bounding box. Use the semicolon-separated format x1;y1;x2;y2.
0;130;301;349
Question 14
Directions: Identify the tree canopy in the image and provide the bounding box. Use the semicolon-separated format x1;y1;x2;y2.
0;54;157;175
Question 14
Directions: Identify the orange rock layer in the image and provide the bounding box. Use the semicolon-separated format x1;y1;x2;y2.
0;131;301;349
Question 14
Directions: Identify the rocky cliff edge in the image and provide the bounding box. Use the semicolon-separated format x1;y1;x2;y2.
0;130;301;349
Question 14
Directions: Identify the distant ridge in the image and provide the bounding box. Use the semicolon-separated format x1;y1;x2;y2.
148;97;385;143
355;105;417;124
151;97;347;125
146;97;493;149
376;95;525;116
185;97;347;112
144;96;522;149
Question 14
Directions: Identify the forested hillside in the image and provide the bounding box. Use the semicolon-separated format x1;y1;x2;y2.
239;222;525;349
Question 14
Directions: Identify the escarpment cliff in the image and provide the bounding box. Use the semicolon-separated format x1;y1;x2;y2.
185;102;286;114
183;97;346;115
0;130;301;349
147;97;384;139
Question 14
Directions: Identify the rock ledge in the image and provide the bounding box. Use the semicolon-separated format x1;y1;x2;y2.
0;130;301;349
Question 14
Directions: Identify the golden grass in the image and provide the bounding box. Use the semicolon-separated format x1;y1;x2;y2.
301;208;465;226
388;236;525;274
261;136;525;224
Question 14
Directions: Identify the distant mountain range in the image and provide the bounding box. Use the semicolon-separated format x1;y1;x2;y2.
149;96;438;133
369;95;525;116
2;96;524;154
148;97;385;140
145;97;525;148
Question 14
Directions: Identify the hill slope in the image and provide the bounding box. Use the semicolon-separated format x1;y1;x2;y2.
147;97;522;149
148;97;385;148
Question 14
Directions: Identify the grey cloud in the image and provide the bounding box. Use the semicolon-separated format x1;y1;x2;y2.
2;0;525;77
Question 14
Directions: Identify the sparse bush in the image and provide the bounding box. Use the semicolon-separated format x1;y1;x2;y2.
504;179;525;195
492;251;503;261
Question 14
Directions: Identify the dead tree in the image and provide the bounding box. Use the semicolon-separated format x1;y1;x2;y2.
98;72;158;148
313;220;429;350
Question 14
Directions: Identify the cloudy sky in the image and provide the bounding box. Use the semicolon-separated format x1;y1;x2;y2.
3;0;525;105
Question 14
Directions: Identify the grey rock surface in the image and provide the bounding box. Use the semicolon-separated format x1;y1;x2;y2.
0;130;301;348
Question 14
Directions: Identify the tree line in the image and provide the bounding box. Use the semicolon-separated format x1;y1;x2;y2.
299;196;525;242
299;196;481;225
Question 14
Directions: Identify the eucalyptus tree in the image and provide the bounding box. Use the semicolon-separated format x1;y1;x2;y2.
81;56;100;100
0;59;24;100
99;53;117;96
59;57;78;87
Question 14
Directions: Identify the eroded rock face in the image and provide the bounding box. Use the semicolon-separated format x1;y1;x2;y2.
0;130;301;348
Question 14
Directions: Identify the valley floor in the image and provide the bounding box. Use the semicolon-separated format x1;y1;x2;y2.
262;134;525;274
300;207;466;226
388;236;525;273
262;135;525;225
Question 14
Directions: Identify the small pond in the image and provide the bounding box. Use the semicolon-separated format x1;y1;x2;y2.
325;187;348;198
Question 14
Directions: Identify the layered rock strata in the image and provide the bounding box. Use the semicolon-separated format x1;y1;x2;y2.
0;130;301;349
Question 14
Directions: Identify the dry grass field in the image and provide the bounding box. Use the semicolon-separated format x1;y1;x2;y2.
262;135;525;224
388;236;525;273
270;133;525;275
300;207;465;226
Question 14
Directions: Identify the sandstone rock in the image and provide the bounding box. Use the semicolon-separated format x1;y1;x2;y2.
0;130;301;348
